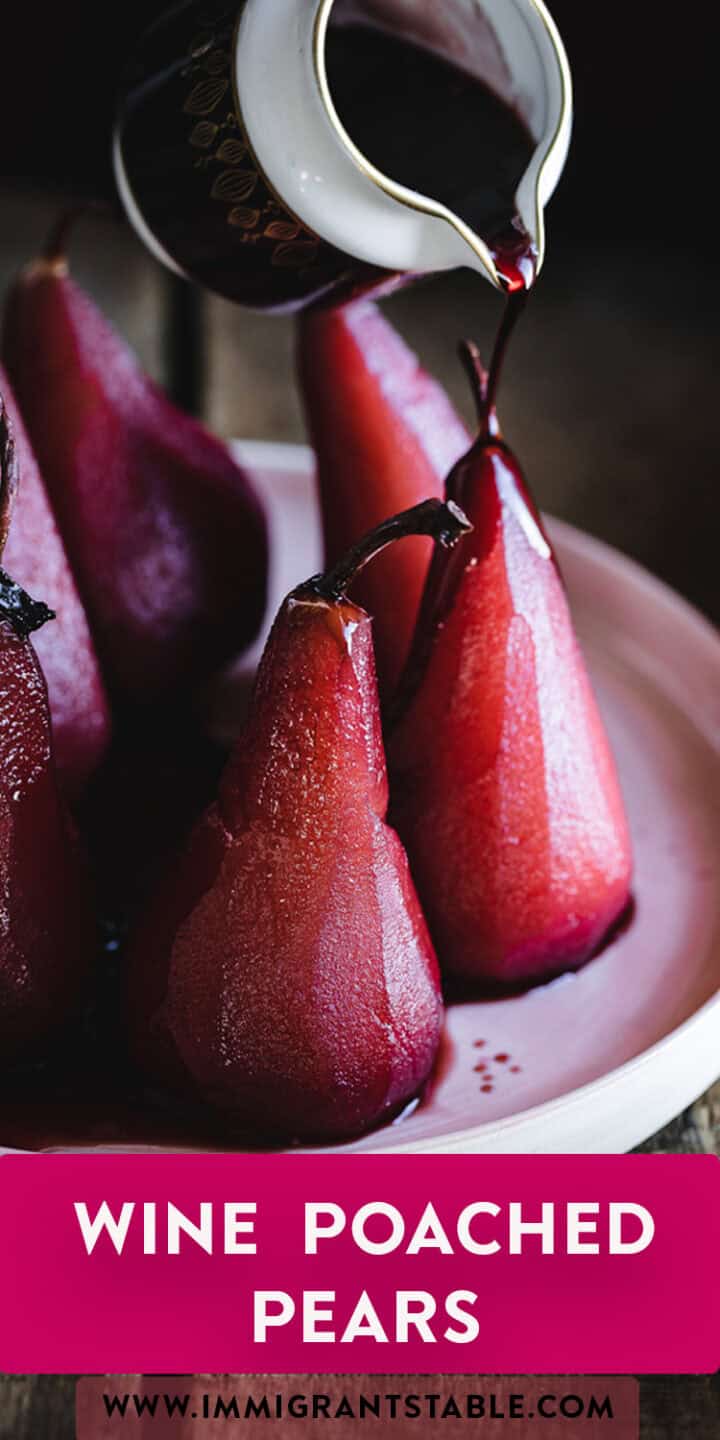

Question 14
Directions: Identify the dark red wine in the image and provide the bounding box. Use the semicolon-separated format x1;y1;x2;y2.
326;20;538;291
483;288;528;428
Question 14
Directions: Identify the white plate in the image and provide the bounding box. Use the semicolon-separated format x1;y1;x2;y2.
2;441;719;1156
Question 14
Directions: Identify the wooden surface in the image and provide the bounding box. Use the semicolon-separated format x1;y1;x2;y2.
0;191;718;1437
0;1373;718;1438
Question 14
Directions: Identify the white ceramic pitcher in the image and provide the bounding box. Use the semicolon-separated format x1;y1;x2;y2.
115;0;572;308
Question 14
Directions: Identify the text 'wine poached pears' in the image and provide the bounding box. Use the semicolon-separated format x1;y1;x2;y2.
2;219;268;712
298;299;470;695
0;408;94;1063
0;374;110;799
128;502;471;1142
390;348;633;987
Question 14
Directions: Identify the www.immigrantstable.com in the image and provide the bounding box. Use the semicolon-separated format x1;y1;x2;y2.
99;1387;616;1423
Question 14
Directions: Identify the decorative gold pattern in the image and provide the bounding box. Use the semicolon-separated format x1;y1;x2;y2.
184;77;228;116
210;169;257;202
180;2;320;272
189;120;219;148
271;241;322;268
228;205;261;228
264;220;301;242
216;137;248;164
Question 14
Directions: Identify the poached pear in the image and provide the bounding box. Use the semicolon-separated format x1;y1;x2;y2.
2;220;268;712
298;299;469;695
0;374;110;799
390;346;633;987
128;500;470;1141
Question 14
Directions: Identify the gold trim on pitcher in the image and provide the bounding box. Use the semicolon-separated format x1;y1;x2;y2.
311;0;573;287
525;0;574;273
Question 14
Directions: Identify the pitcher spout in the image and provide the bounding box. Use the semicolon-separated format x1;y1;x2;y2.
235;0;572;291
307;0;572;292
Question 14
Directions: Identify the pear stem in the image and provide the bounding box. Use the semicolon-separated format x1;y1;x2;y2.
41;201;117;265
303;499;472;604
482;288;526;429
0;399;55;636
42;207;85;265
459;340;489;429
0;570;55;637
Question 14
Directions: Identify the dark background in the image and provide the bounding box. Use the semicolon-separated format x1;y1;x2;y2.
0;1;715;242
0;7;718;1437
1;1;718;623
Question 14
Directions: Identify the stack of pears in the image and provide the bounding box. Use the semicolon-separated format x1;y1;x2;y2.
0;218;632;1146
300;308;632;990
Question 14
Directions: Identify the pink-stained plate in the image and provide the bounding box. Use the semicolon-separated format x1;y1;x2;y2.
1;441;718;1156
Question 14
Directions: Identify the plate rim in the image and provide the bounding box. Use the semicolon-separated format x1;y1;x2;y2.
328;990;720;1154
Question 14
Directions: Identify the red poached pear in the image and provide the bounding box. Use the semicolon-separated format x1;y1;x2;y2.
2;222;268;711
390;346;633;987
127;501;470;1142
298;299;470;694
0;411;94;1063
0;376;110;799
